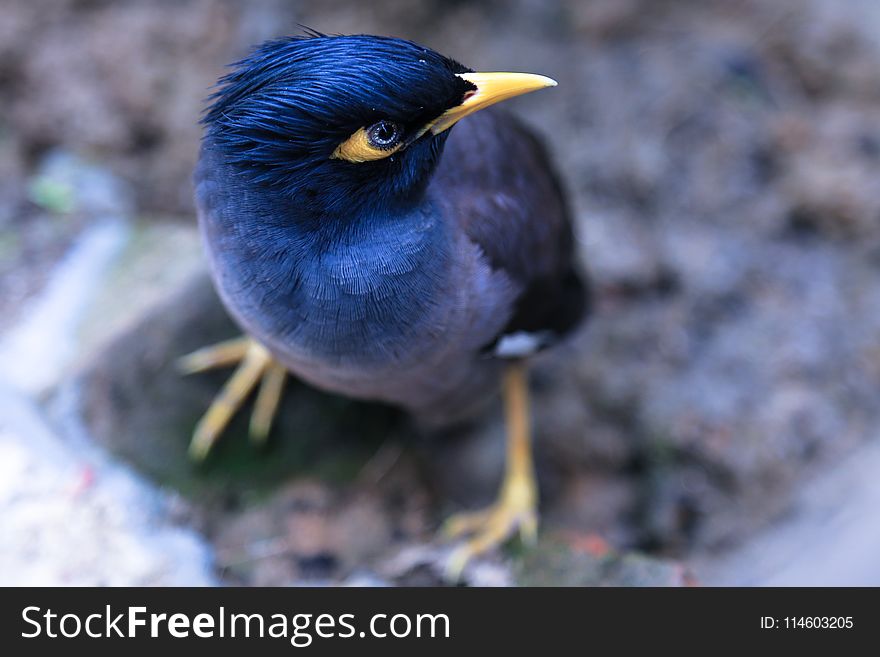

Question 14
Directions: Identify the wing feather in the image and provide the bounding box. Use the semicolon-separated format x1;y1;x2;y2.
431;108;589;354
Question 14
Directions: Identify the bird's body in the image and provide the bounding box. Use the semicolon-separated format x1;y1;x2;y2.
196;108;583;424
187;33;587;575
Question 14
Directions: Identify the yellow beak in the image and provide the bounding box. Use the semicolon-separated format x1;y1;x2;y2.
428;72;557;135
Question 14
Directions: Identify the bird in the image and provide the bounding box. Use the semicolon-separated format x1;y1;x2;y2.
180;32;588;578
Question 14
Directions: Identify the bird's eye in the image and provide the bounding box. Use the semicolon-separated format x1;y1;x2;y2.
332;120;406;163
366;120;402;149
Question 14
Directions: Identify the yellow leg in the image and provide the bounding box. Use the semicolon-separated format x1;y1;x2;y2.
178;337;287;460
443;361;538;580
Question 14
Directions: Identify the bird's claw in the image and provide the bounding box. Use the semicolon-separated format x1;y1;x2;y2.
179;336;287;460
442;476;537;582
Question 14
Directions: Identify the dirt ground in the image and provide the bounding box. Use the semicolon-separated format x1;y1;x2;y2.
3;0;880;585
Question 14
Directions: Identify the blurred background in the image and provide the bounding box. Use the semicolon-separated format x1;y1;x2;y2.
2;0;880;586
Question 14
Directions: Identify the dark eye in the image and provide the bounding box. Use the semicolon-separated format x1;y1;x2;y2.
366;120;402;149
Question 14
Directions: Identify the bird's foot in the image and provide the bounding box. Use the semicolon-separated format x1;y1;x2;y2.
442;471;537;581
178;336;287;460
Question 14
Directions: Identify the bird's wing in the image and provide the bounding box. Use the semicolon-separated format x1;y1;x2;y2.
432;108;588;356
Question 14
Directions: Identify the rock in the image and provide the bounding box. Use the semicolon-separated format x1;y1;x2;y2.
0;150;134;335
0;383;214;586
696;440;880;586
73;271;406;502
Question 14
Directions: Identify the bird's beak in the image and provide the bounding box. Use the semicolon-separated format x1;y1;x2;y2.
428;72;557;135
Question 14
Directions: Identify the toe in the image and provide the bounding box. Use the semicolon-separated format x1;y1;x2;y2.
177;337;250;374
442;500;537;582
441;508;493;540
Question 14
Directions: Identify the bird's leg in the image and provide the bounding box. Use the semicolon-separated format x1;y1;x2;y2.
443;360;538;580
178;336;287;460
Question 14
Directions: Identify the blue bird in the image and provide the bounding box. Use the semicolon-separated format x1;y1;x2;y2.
181;33;588;577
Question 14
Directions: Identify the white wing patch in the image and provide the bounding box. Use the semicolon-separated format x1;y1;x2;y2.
492;330;554;358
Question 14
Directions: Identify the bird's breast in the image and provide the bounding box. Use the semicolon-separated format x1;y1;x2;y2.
203;216;516;417
196;166;518;417
263;233;517;420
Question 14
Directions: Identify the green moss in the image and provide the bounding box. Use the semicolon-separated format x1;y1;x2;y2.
28;177;76;214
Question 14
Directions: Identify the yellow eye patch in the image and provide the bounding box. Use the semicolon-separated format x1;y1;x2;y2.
331;123;404;163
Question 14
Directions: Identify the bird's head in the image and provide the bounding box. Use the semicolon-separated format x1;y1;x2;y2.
203;33;555;218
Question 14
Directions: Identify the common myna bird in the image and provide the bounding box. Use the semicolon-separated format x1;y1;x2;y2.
182;33;587;576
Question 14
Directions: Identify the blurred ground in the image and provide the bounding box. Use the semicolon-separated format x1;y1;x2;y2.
3;0;880;585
